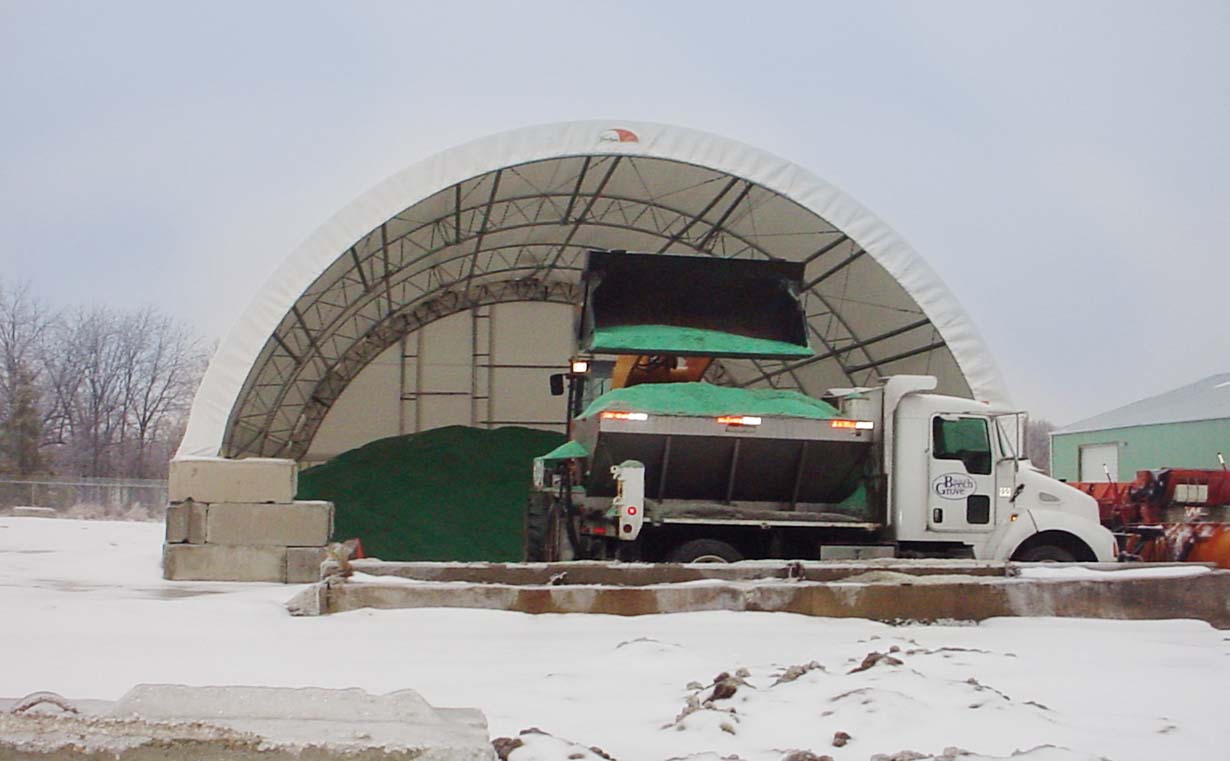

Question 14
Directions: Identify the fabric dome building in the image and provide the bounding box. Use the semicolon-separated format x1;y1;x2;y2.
179;120;1009;466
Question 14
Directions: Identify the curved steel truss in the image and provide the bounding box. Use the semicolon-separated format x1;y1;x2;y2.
224;155;961;459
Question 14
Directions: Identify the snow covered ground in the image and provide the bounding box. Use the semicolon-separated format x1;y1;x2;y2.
2;516;1227;761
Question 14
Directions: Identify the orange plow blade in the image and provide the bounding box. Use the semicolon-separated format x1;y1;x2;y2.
1131;524;1230;569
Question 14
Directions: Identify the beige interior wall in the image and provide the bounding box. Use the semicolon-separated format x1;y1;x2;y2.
303;343;402;465
490;302;576;426
303;302;574;465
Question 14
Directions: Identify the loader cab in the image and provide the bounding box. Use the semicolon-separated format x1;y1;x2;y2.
549;358;616;425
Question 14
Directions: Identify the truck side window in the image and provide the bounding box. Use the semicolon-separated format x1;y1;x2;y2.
932;417;992;475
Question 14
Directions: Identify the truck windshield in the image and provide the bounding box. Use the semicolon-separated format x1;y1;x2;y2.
932;416;992;475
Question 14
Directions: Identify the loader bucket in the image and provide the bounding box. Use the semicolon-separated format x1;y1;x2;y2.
579;250;812;359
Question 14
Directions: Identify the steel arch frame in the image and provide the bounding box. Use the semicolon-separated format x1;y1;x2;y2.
222;156;950;459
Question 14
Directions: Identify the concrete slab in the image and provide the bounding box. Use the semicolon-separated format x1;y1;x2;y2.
169;457;297;505
286;546;328;583
204;501;333;547
290;561;1230;629
0;684;494;760
11;506;57;518
346;558;1012;586
162;543;286;582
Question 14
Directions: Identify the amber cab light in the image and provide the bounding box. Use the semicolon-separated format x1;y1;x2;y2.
830;419;874;430
601;411;648;421
717;415;762;426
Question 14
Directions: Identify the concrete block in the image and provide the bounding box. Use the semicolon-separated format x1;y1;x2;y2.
1;684;494;760
165;501;206;543
113;685;494;758
286;546;328;583
163;543;286;582
204;501;333;547
165;502;188;542
169;457;297;504
12;506;57;518
188;501;206;543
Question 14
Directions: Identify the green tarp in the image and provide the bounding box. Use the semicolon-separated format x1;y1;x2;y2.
579;382;841;420
536;438;590;463
588;324;812;358
296;425;564;561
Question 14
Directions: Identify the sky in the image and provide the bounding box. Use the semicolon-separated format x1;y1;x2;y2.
1;0;1227;425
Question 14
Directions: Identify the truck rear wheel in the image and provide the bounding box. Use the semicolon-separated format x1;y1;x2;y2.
1016;544;1076;563
668;539;743;564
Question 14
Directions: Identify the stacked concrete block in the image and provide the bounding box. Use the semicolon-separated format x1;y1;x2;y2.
162;457;333;583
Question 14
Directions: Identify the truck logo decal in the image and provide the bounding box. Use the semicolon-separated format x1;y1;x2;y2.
933;473;977;500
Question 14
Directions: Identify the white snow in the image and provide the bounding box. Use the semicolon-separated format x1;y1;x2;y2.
2;516;1227;761
1017;565;1212;581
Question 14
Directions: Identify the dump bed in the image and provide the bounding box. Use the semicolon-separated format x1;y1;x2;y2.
570;383;874;517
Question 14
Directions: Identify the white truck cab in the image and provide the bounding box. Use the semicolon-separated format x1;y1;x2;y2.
868;376;1115;562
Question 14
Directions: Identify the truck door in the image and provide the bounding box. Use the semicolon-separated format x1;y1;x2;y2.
927;415;996;532
992;414;1024;521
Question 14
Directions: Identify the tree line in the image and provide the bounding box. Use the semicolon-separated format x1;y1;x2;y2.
0;280;205;480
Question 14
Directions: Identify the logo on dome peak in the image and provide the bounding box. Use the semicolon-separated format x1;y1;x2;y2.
599;128;639;143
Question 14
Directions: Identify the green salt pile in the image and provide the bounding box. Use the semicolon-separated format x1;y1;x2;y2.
579;382;841;420
297;425;563;561
588;324;812;358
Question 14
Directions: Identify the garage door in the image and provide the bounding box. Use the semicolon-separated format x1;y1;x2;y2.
1079;443;1120;482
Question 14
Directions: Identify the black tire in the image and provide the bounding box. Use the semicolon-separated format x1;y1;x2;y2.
667;538;744;564
524;492;553;562
1016;544;1076;563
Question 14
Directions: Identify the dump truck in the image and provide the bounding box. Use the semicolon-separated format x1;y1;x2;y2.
527;250;1117;564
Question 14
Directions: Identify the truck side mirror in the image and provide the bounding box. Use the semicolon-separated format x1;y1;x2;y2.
549;373;565;396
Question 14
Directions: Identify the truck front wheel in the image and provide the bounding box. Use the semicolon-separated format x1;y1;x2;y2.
667;539;743;564
1015;544;1076;563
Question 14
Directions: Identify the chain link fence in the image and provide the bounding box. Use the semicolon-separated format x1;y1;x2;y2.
0;477;167;521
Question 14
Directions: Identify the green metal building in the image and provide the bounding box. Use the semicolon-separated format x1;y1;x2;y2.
1050;374;1230;483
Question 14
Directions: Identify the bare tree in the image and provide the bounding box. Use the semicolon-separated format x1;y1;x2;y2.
45;305;204;478
123;308;201;478
40;318;86;457
0;281;55;475
65;307;129;476
0;281;205;479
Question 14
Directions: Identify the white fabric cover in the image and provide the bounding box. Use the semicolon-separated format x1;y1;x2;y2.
181;120;1008;457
